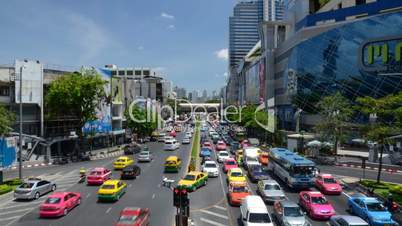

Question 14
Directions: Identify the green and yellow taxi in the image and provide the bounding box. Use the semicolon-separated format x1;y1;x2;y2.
227;168;247;184
178;171;208;192
113;156;134;170
97;180;127;202
164;156;182;173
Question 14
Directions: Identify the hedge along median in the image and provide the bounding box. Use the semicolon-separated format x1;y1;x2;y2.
188;122;201;172
0;178;23;195
360;179;402;205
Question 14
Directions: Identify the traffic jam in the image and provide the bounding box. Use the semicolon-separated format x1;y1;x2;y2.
9;123;193;226
197;120;400;226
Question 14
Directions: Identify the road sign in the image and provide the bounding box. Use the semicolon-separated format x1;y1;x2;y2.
0;138;16;168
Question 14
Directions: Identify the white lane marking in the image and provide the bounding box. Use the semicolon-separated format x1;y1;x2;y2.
0;207;35;216
342;192;351;198
200;217;227;226
200;210;229;219
0;215;19;223
152;194;156;199
213;205;226;211
106;207;112;214
86;193;91;198
0;200;41;211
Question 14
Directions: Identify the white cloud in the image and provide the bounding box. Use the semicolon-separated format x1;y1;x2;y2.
138;46;144;51
154;67;166;72
214;48;228;61
167;24;175;30
161;12;175;19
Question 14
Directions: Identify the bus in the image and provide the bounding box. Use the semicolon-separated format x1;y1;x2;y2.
267;148;316;189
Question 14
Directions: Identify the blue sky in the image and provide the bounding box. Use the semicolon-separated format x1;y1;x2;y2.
0;0;236;93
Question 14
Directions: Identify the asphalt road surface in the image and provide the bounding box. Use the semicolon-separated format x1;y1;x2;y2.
1;131;192;226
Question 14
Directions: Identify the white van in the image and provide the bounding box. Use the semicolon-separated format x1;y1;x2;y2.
240;195;273;226
243;147;261;169
164;139;179;150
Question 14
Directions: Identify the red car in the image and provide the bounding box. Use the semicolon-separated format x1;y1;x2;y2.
223;158;238;173
215;141;227;151
202;141;213;150
299;191;335;220
115;207;150;226
87;167;111;185
169;130;177;137
315;174;342;195
39;192;81;217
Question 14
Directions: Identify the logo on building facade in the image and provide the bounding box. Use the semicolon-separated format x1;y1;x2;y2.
359;35;402;73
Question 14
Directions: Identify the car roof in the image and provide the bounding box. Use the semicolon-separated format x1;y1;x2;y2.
92;167;107;171
306;191;323;197
118;156;129;160
340;215;369;224
204;160;216;164
121;207;141;215
361;197;381;203
47;192;70;198
187;171;202;175
219;151;229;154
244;196;267;213
261;179;279;185
166;156;179;160
103;180;120;185
225;158;236;162
230;168;242;173
320;174;334;178
280;200;299;207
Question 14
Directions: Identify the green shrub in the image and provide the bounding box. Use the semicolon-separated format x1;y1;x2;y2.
3;178;22;186
0;184;12;195
390;185;402;195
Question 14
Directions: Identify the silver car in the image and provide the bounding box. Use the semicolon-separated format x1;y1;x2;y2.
257;180;286;203
14;178;56;200
138;151;152;162
273;200;309;226
329;215;369;226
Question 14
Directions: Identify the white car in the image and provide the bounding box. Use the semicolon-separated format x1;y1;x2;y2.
185;132;192;138
202;161;219;177
164;139;179;150
182;137;191;144
217;151;230;163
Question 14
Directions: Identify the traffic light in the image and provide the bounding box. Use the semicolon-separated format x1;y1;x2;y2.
173;188;189;208
180;189;189;208
173;188;181;207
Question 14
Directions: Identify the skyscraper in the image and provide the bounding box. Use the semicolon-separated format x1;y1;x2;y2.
229;0;264;69
263;0;285;21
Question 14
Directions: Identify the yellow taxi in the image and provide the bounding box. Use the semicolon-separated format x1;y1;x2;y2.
178;171;208;192
227;168;246;184
113;156;134;170
97;180;127;202
164;156;182;173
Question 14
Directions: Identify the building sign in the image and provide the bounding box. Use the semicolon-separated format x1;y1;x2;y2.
359;35;402;73
15;59;43;106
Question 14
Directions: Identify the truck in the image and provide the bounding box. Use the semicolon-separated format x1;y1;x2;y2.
243;147;261;169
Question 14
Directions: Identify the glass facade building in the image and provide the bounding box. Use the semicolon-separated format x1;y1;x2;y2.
263;0;285;21
275;11;402;130
229;0;264;69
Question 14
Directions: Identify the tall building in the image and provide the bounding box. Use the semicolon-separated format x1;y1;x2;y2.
202;89;208;102
263;0;285;21
173;86;187;99
229;0;264;69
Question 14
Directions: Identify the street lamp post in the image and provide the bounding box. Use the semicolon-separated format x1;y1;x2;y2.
18;66;23;180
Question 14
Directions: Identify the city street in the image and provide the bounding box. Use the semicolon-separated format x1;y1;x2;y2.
1;132;192;226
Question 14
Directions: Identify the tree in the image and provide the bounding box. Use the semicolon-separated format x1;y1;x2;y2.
45;69;107;138
125;105;157;137
315;92;353;156
0;105;15;136
356;92;401;183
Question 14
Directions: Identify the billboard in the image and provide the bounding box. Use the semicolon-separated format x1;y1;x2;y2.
82;68;112;134
0;138;16;168
15;59;43;106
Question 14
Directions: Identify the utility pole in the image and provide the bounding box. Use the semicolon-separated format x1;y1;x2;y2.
18;66;23;180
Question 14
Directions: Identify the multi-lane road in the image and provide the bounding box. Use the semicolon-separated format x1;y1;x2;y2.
1;129;401;226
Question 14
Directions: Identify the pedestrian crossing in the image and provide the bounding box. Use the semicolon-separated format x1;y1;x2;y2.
192;204;231;226
0;169;80;226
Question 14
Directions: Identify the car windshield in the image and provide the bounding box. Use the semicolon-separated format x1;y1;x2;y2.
231;172;243;177
101;184;115;190
165;161;176;165
292;166;314;176
220;152;229;156
116;159;125;162
20;183;34;189
118;215;137;224
232;186;247;192
184;175;196;181
226;161;236;165
139;152;149;156
265;184;280;190
45;197;61;204
284;207;303;217
252;166;263;172
205;163;216;168
90;171;103;175
366;202;386;211
323;178;337;184
311;196;328;204
248;213;271;223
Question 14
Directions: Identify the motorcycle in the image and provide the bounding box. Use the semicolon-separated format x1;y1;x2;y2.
78;169;86;183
